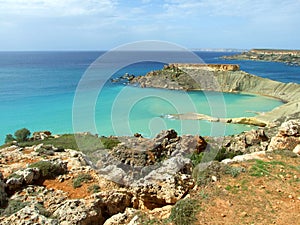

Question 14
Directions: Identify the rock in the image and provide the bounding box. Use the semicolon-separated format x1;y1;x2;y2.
32;131;52;140
268;120;300;151
14;167;40;184
279;120;300;136
132;155;194;209
6;177;24;192
53;199;104;225
95;191;132;217
268;136;300;151
98;165;127;184
0;173;7;207
219;129;269;154
103;208;136;225
293;144;300;155
127;215;139;225
0;205;59;225
222;151;266;164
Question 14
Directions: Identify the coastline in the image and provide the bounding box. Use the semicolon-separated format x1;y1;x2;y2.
223;49;300;66
130;63;300;127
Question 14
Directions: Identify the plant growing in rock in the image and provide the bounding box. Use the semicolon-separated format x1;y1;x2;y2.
1;199;29;216
28;161;66;179
87;184;100;193
73;173;93;188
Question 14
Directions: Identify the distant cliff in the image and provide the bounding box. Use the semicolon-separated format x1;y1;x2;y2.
223;49;300;66
130;64;300;126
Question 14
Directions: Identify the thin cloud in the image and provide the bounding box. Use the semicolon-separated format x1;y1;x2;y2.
0;0;117;17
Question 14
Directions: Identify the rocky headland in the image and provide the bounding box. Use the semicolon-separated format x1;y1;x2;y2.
0;119;300;224
223;49;300;66
130;64;300;127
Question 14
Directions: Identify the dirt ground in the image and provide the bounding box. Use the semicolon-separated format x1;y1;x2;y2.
191;152;300;225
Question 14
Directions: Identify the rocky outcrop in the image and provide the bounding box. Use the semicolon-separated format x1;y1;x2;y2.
268;120;300;151
0;130;207;224
0;124;299;224
223;49;300;66
167;63;240;71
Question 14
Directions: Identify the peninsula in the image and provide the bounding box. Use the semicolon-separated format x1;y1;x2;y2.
130;64;300;127
223;49;300;66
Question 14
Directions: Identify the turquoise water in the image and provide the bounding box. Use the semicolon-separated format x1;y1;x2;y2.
91;85;283;137
0;51;294;143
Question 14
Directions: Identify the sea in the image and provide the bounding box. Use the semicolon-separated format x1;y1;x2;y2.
1;51;299;143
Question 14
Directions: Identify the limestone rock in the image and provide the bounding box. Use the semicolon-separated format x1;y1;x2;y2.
0;173;7;207
53;199;104;225
103;208;136;225
222;151;266;164
0;205;59;225
32;131;52;140
268;120;300;151
220;129;269;154
132;155;194;209
293;145;300;155
95;191;132;217
268;136;300;151
279;120;300;136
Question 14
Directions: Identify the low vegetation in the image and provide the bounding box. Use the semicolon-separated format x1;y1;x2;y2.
169;198;199;225
28;161;66;179
73;173;93;188
5;128;31;143
1;200;29;216
88;184;101;193
2;130;120;155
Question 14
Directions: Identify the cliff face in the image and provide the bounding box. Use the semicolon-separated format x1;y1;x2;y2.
223;49;300;66
131;64;300;125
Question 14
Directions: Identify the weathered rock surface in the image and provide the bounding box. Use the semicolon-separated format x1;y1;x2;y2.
221;129;269;153
0;173;7;207
268;120;300;151
1;205;59;225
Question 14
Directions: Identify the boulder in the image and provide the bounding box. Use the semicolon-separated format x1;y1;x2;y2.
132;155;194;209
268;120;300;151
32;131;52;140
279;120;300;136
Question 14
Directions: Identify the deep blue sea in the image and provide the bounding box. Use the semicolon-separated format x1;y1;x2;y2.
0;51;299;143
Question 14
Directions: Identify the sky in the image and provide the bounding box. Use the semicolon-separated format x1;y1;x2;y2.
0;0;299;50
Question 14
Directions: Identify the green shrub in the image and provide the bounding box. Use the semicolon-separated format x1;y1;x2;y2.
5;134;15;143
100;137;120;150
189;152;204;167
28;161;66;179
224;166;246;178
2;200;28;216
169;199;199;225
88;184;100;193
73;173;92;188
14;128;31;142
35;203;51;217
